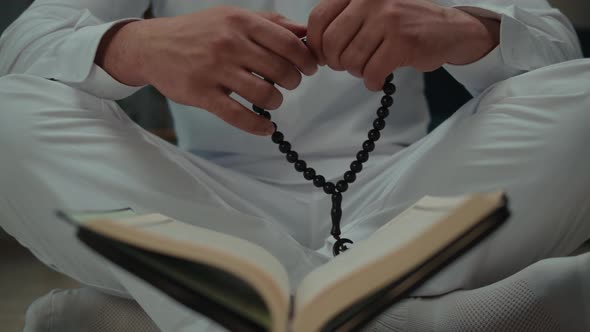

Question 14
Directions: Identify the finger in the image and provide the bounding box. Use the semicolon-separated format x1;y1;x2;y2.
223;68;284;110
363;41;401;91
241;42;302;90
250;16;317;76
322;5;363;71
258;12;307;37
307;0;351;65
207;90;275;136
340;22;384;78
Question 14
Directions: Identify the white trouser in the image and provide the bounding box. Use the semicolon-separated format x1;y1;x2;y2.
2;59;590;331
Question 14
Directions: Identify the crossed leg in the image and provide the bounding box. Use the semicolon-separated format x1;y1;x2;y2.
369;59;590;294
353;59;590;330
0;74;327;331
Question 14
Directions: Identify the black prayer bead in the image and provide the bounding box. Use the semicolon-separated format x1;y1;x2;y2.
294;160;306;172
377;107;390;119
357;150;369;163
286;151;298;163
373;118;385;131
272;131;284;144
362;140;375;152
252;105;264;114
343;171;356;183
383;83;396;95
304;168;316;180
313;175;326;187
368;129;381;142
385;73;394;83
323;182;336;194
350;160;363;173
279;141;291;153
336;180;349;193
258;68;397;257
381;95;393;108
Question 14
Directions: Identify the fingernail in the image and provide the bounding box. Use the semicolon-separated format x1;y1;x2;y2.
265;123;275;135
257;123;274;136
306;65;318;76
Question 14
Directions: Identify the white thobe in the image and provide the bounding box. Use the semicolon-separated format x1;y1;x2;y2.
0;1;589;331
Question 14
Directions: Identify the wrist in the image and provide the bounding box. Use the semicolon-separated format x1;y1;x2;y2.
443;7;500;66
95;20;148;87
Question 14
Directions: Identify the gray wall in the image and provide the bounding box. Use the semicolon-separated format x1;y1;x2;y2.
0;1;31;33
550;1;590;28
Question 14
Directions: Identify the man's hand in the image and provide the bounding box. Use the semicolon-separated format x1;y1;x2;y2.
96;7;318;135
307;0;499;91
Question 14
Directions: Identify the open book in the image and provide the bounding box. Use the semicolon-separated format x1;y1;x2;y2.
59;191;509;332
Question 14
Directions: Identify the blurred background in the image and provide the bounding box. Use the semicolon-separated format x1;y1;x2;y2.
0;1;589;331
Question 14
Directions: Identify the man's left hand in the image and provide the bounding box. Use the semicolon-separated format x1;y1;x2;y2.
307;0;499;90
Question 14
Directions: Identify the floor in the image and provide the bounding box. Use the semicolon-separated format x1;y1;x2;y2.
0;233;80;332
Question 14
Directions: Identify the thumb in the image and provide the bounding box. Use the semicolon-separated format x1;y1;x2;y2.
258;12;307;37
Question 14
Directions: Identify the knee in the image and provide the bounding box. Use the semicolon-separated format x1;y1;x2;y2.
527;61;590;164
0;75;47;174
0;74;111;203
489;59;590;102
0;73;105;120
0;75;37;142
0;74;70;113
0;75;65;142
0;74;106;155
481;59;590;159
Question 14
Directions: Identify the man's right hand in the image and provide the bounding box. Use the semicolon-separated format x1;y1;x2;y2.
96;6;318;135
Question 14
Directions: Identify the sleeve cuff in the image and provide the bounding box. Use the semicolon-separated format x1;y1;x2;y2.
25;12;144;100
66;64;144;101
441;5;525;95
62;17;144;100
443;46;516;96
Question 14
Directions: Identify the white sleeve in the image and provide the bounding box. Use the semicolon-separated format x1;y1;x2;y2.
0;0;150;100
435;1;583;96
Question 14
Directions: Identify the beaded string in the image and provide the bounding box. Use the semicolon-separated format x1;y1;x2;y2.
252;38;396;256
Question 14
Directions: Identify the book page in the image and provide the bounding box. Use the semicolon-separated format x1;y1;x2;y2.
296;195;468;303
116;214;291;292
293;192;504;332
65;208;137;223
110;236;273;327
71;211;292;332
